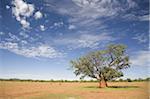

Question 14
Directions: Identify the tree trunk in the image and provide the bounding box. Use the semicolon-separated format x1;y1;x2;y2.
99;79;108;88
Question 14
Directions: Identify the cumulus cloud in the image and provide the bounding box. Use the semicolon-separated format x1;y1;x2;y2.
34;11;43;19
6;5;10;9
40;25;46;31
131;51;150;67
12;0;35;28
0;41;63;58
54;33;115;49
12;0;43;28
20;19;30;28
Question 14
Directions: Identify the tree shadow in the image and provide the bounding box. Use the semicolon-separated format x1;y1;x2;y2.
108;86;139;88
83;86;139;89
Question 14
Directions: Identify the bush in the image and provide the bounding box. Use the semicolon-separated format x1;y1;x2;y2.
126;78;132;82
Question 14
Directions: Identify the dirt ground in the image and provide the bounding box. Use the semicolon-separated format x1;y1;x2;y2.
0;81;149;99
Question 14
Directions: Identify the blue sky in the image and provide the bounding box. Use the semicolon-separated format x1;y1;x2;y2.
0;0;149;80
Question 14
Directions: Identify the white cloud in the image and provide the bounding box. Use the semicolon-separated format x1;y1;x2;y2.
34;11;43;19
12;0;43;29
12;0;35;17
68;25;76;30
131;51;150;67
138;15;149;21
8;32;20;41
19;32;29;38
20;19;30;28
12;0;35;28
6;5;10;9
132;33;148;43
72;0;118;18
0;32;4;35
54;22;63;27
50;22;64;29
47;0;137;30
54;33;115;49
0;42;63;59
40;25;46;31
20;40;28;44
71;0;136;17
126;0;137;8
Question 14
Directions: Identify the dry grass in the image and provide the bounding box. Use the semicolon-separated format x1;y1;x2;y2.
0;81;149;99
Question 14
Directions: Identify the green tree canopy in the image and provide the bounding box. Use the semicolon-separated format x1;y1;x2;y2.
70;44;130;87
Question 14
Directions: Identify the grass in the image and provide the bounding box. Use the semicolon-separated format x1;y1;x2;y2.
1;82;148;99
21;94;81;99
80;85;139;91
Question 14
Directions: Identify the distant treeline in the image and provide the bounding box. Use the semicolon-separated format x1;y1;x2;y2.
0;78;149;82
112;78;150;82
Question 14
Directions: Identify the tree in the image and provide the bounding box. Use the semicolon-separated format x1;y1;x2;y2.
118;78;123;82
70;44;130;88
126;78;132;82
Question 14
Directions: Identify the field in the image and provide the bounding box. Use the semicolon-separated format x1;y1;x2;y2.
0;81;149;99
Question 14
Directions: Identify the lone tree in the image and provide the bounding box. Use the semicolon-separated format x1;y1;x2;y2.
70;44;130;88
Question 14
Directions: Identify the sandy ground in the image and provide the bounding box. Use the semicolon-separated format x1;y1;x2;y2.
0;81;149;99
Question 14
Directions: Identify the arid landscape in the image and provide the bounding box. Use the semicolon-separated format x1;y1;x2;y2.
0;81;149;99
0;0;149;99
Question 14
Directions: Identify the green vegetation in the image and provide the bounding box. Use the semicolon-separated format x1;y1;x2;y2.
70;44;130;88
0;77;149;82
117;78;150;82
